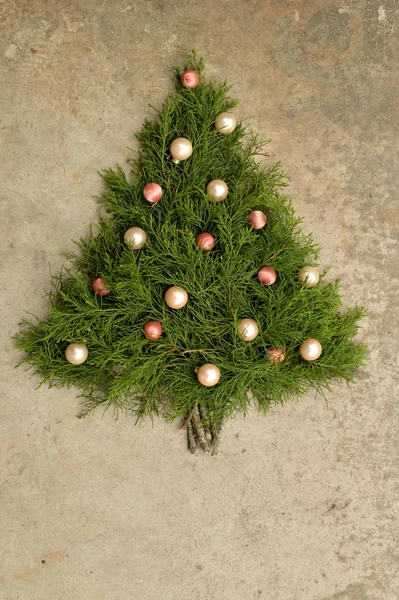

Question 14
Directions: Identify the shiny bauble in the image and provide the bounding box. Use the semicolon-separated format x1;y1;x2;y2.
65;343;88;365
206;179;228;202
298;266;320;288
92;277;110;296
215;112;237;134
258;267;277;286
237;318;259;342
164;286;188;309
124;227;147;250
144;321;163;340
195;232;215;251
197;363;221;387
248;210;267;230
180;69;200;88
170;138;193;164
143;182;163;203
299;338;322;361
267;347;285;364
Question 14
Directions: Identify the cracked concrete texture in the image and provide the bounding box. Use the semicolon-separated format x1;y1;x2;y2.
1;1;398;599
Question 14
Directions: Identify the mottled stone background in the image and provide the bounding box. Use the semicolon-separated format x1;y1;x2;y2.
1;1;398;599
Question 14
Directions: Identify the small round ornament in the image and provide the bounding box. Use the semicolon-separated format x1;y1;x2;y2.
258;267;277;286
237;318;259;342
267;347;285;364
180;69;200;88
164;286;188;309
248;210;267;230
144;321;163;340
92;277;110;296
170;138;193;164
299;338;322;361
195;232;215;251
197;363;221;387
124;227;147;250
206;179;228;202
215;112;237;134
298;266;320;288
65;343;88;365
143;182;162;203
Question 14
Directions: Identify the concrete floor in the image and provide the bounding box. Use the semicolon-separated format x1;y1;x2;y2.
1;1;398;599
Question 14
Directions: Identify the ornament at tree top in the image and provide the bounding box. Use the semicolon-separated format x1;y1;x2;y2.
299;338;322;361
215;112;237;134
65;343;88;365
143;182;163;203
144;321;163;340
237;318;259;342
180;69;200;88
197;363;221;387
267;347;285;363
170;138;193;164
258;267;276;286
195;232;215;251
298;266;320;288
206;179;228;202
92;277;110;296
124;227;147;250
248;210;267;230
164;286;188;309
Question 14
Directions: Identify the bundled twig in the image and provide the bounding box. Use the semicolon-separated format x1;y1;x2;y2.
192;409;210;453
180;407;196;430
187;420;197;454
211;425;222;456
184;405;223;455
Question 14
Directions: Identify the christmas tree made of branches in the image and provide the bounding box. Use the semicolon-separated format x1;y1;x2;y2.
15;54;366;454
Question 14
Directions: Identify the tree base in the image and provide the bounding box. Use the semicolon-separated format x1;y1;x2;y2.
181;407;222;455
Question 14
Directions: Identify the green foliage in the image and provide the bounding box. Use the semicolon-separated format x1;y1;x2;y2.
14;52;367;430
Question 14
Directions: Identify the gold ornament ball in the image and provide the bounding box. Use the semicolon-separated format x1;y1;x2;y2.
206;179;229;202
197;363;221;387
170;138;193;164
215;112;237;134
237;318;259;342
164;286;189;309
299;338;322;361
298;266;320;288
124;227;147;250
65;343;88;365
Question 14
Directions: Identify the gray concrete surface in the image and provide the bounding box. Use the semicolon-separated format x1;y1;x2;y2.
1;1;398;599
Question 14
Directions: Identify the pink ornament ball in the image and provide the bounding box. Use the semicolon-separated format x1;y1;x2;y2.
144;321;163;340
143;183;163;203
267;347;285;364
195;232;215;251
92;277;110;296
258;267;277;286
248;210;267;230
180;69;200;89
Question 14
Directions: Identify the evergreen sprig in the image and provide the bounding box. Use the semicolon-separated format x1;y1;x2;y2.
14;52;367;439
